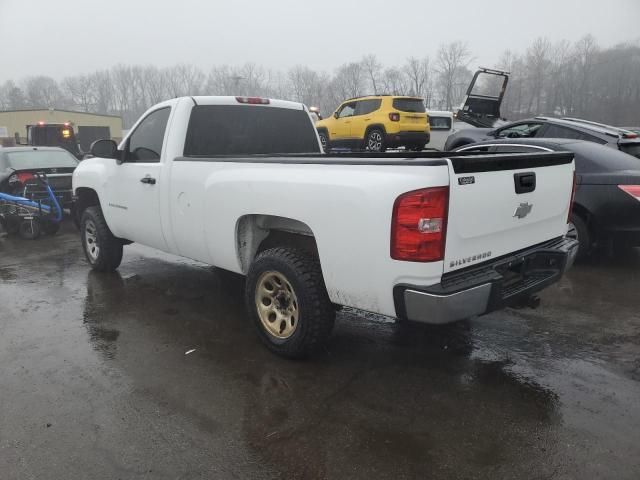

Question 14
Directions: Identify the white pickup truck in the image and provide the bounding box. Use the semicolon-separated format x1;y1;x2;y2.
73;96;578;358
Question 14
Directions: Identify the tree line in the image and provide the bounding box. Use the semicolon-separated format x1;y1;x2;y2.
1;36;638;128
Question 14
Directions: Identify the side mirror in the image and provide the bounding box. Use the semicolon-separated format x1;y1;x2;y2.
333;112;339;119
90;139;118;159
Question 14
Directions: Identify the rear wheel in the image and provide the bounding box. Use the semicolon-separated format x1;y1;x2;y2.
365;128;386;152
317;131;329;152
42;221;61;236
81;206;123;272
245;247;335;358
19;218;41;240
567;214;591;261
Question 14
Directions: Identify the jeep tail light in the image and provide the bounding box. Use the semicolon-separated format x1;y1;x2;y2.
389;112;400;122
391;187;449;262
236;96;270;105
568;170;576;223
618;185;640;202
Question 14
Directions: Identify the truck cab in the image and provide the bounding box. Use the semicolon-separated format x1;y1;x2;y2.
24;122;82;159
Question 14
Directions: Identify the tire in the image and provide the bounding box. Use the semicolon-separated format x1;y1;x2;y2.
42;221;61;236
365;128;386;152
567;214;591;261
4;217;20;235
245;247;335;358
19;218;41;240
317;131;329;152
81;206;123;272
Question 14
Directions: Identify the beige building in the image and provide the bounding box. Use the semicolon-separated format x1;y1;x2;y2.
0;109;123;147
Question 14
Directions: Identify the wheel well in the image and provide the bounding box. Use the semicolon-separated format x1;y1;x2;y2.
74;187;100;220
365;124;386;137
236;215;319;274
572;202;597;235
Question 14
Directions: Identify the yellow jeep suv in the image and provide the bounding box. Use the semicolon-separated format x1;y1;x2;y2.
315;96;430;152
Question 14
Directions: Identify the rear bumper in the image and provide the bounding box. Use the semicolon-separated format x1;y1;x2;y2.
385;131;430;148
394;237;578;324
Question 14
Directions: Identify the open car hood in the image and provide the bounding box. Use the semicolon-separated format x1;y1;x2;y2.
456;68;510;128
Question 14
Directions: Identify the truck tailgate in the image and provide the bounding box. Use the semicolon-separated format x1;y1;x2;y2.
444;152;574;273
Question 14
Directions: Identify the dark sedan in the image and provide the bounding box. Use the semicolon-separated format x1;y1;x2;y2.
0;147;79;209
455;138;640;259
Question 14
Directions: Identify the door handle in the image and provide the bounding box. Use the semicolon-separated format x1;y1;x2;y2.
514;172;535;194
140;176;156;185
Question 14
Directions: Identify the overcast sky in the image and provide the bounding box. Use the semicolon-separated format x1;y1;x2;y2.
1;0;638;81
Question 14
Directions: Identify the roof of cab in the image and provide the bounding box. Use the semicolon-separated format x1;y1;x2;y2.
190;96;305;110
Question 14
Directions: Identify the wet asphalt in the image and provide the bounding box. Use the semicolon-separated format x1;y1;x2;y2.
0;222;639;480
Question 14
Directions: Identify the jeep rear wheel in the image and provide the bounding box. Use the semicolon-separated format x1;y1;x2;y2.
366;128;386;152
245;247;335;358
318;131;329;152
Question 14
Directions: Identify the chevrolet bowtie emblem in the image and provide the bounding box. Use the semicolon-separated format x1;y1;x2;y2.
514;202;533;219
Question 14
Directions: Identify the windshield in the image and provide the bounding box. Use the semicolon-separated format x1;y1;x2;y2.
4;150;79;170
184;105;320;155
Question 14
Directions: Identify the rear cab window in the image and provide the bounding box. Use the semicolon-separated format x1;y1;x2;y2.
392;98;426;113
184;105;321;156
428;116;452;130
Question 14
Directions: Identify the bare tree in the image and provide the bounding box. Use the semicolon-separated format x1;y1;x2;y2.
0;80;27;110
91;70;114;115
404;56;432;105
361;54;382;95
22;76;65;108
378;67;407;96
63;75;95;112
524;37;552;115
435;41;472;110
4;37;640;128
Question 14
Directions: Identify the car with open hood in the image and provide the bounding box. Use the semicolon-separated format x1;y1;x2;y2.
445;116;640;157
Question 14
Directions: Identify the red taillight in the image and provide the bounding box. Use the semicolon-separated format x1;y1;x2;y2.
618;185;640;201
391;187;449;262
235;96;270;105
568;170;576;223
15;172;35;184
389;112;400;122
623;133;638;139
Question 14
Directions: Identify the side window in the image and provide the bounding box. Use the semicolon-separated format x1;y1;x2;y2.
541;124;583;140
493;145;548;153
126;107;171;163
496;123;543;139
337;102;356;118
428;116;452;131
354;99;381;116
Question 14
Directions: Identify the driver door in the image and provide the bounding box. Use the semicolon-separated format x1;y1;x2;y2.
330;102;356;141
103;107;171;251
